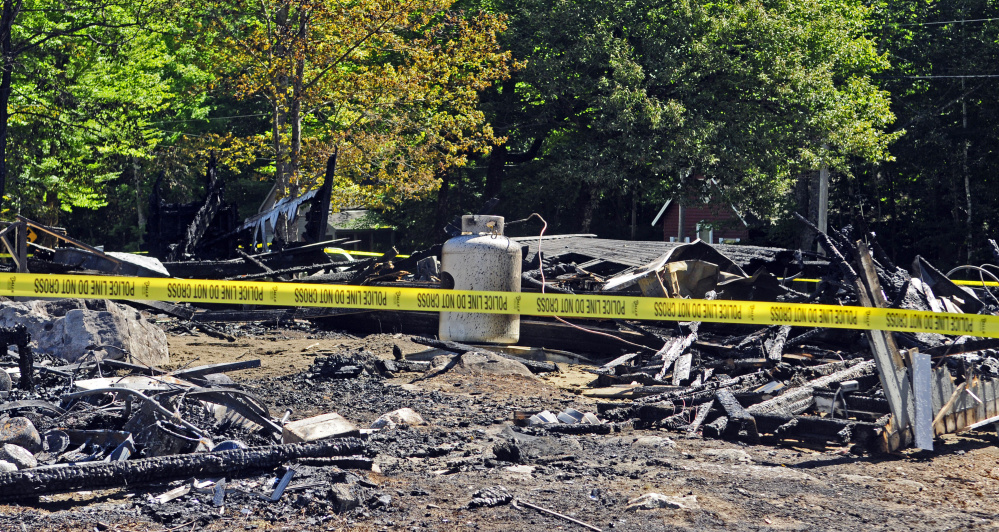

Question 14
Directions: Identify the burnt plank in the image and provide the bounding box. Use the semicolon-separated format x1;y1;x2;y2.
715;388;759;443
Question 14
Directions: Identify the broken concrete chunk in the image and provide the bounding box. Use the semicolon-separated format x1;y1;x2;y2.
626;492;699;511
454;351;534;378
0;460;15;472
371;408;426;430
0;417;41;453
0;443;36;469
282;412;356;444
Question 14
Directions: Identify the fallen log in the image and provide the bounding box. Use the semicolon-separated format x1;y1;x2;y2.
0;438;367;499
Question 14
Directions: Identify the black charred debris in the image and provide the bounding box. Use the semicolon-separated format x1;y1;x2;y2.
3;208;999;526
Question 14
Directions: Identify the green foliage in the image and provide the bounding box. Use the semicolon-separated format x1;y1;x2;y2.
843;0;999;267
436;0;900;242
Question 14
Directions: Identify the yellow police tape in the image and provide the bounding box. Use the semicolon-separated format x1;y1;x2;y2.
11;272;999;338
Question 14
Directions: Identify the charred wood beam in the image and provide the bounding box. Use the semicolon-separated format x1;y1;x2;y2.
754;414;888;446
410;336;556;374
715;388;759;442
0;438;366;500
869;232;896;271
765;325;791;362
542;423;613;435
589;352;642;375
188;320;236;342
703;416;728;439
237;248;275;274
122;300;196;321
655;325;698;381
97;358;165;376
923;339;999;358
0;325;32;390
793;213;859;285
855;242;913;438
613;320;673;343
192;307;367;323
634;370;772;405
786;328;822;346
305;151;336;244
686;399;714;434
746;360;875;416
231;261;353;281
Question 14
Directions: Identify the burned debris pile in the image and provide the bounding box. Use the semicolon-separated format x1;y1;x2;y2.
3;201;999;529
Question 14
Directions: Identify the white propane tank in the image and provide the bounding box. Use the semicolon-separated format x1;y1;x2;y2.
439;215;521;344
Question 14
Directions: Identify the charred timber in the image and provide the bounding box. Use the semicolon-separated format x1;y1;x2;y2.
169;158;224;261
0;437;367;499
0;325;32;390
410;337;557;374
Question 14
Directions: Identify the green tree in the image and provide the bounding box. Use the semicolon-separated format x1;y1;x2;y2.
455;0;899;235
846;0;999;267
196;0;513;211
0;0;171;219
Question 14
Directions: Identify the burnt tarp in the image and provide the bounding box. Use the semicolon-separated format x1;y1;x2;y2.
601;240;795;301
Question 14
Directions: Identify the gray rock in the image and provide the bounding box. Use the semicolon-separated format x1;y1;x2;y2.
468;486;512;508
632;436;676;449
455;351;534;378
371;407;427;429
888;479;926;493
626;493;699;511
0;417;41;453
328;483;363;513
491;440;521;462
0;369;10;392
0;299;168;365
0;460;15;472
702;448;752;462
0;443;36;469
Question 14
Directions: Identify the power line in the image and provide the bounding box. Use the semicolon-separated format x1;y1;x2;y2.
898;17;999;27
148;113;267;125
901;74;999;79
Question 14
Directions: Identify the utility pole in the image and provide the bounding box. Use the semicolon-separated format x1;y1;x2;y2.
817;145;829;254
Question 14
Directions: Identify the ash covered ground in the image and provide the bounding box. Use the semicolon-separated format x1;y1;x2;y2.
0;322;997;532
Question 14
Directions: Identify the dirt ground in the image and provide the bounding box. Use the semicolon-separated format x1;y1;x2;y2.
2;322;999;531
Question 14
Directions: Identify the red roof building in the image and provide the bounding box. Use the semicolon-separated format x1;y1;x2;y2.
652;200;749;244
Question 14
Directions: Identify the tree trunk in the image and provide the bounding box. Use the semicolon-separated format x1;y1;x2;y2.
133;157;145;232
289;10;307;198
272;100;284;196
578;184;600;233
434;170;452;241
0;0;14;216
485;143;506;199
